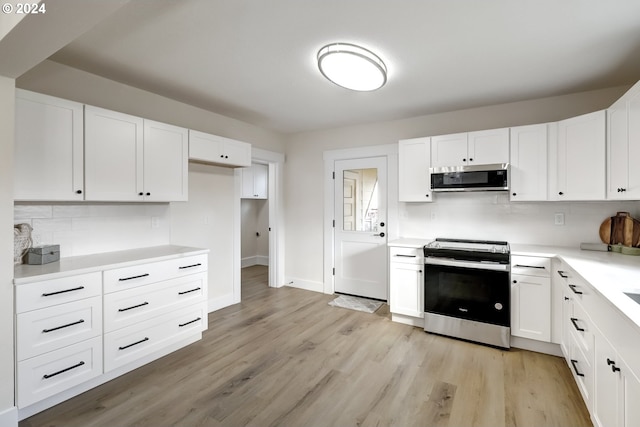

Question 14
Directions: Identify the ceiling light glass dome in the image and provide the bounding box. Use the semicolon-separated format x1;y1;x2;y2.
317;43;387;91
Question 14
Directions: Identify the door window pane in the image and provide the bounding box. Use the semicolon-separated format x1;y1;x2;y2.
343;168;378;231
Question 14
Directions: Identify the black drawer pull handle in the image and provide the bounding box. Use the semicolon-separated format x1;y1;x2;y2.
570;317;585;332
178;263;202;270
570;359;584;377
42;286;85;297
514;264;546;269
178;287;201;295
179;317;201;327
42;319;85;333
118;273;150;282
568;284;583;295
119;337;149;350
118;302;149;312
557;270;568;278
43;361;85;379
394;254;417;258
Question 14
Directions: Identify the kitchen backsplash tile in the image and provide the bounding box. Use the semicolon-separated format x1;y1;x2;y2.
15;203;171;257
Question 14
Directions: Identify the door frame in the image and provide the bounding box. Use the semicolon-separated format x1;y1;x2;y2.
323;144;399;295
234;147;285;303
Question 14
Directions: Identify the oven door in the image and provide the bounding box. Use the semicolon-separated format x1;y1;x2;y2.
424;258;510;327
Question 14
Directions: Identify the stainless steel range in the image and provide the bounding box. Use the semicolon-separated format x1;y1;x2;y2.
423;238;511;349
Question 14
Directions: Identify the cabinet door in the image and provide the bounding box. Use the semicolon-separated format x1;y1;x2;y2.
511;273;551;342
468;127;509;165
189;130;251;167
626;87;640;199
431;133;468;167
607;106;630;199
594;329;621;427
621;358;640;427
221;140;251;167
85;106;144;201
143;120;188;202
389;263;423;318
241;163;268;199
552;110;606;201
398;137;432;202
14;90;84;201
509;124;548;201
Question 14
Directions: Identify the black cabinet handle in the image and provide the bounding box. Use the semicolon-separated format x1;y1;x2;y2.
118;302;149;312
179;317;201;327
139;192;144;196
512;280;518;284
607;358;615;366
557;270;568;278
564;296;570;301
119;337;149;350
76;190;82;194
42;319;85;333
568;284;583;295
43;361;85;379
118;273;150;282
146;192;151;196
394;254;416;258
570;317;585;332
514;264;546;269
512;192;516;196
559;191;564;195
463;158;466;162
469;158;473;162
178;287;201;295
425;194;429;198
42;286;85;297
612;365;621;373
570;359;584;377
178;263;202;270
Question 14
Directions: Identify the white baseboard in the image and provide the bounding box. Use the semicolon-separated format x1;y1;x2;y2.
208;293;237;312
284;277;323;293
241;255;269;268
0;406;17;427
510;336;563;356
391;313;424;327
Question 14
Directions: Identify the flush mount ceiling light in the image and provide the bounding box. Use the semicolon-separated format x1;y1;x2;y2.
317;43;387;91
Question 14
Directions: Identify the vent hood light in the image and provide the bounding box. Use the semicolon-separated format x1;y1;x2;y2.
317;43;387;91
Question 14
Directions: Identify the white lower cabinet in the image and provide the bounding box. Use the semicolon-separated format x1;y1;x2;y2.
15;249;209;416
510;255;551;342
389;246;424;321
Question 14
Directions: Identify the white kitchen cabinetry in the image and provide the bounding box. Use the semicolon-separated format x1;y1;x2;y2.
509;123;548;201
550;110;606;201
15;247;208;417
431;128;509;167
398;137;432;202
189;130;251;167
389;246;423;323
510;255;551;342
430;132;468;167
607;80;640;200
85;106;188;202
241;163;268;199
14;89;85;201
15;272;103;408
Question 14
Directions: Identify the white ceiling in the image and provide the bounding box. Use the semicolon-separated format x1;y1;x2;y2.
48;0;640;134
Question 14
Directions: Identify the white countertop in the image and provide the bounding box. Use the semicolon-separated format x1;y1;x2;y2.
390;238;640;332
14;245;209;285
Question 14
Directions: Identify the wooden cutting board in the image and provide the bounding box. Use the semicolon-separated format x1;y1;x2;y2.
599;212;640;247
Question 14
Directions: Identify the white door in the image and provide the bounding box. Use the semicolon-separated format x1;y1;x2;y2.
334;157;388;301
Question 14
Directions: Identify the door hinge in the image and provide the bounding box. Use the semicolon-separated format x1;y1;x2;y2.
332;268;335;276
332;219;335;228
332;171;335;179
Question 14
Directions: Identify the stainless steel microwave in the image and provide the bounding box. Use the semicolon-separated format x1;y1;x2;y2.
430;163;509;192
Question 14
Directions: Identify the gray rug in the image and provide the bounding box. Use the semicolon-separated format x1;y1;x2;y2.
328;295;383;313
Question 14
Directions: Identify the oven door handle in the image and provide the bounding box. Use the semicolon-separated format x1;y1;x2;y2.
424;257;509;271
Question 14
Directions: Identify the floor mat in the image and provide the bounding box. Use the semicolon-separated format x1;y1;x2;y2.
328;294;383;313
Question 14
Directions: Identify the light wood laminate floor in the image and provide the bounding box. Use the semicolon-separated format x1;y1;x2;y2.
21;266;592;427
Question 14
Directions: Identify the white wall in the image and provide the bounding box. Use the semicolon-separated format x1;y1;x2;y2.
0;75;16;424
284;85;632;290
241;199;269;266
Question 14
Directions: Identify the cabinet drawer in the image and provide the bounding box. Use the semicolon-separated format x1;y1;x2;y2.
570;300;594;359
389;246;423;264
17;296;102;361
104;272;206;333
569;331;594;406
16;272;102;313
104;303;206;372
17;336;102;408
511;255;550;277
103;254;208;293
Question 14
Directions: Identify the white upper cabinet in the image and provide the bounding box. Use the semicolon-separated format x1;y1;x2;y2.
398;137;432;202
509;123;548;201
549;110;606;201
607;80;640;200
189;130;251;168
14;90;84;201
241;163;268;199
84;106;188;202
467;127;510;165
430;132;467;167
143;120;189;202
431;128;509;168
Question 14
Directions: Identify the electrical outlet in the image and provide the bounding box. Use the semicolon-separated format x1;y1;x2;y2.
431;212;437;221
554;213;565;226
151;217;160;229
